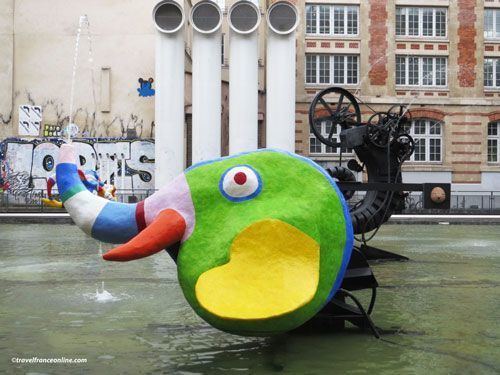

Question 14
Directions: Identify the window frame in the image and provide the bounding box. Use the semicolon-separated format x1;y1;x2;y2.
488;122;500;163
484;58;500;89
406;119;443;163
306;54;359;86
305;4;359;37
395;7;448;39
309;120;354;156
484;8;500;40
396;55;448;88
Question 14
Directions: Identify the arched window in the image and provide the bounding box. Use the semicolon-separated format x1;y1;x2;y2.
405;119;443;162
488;122;499;163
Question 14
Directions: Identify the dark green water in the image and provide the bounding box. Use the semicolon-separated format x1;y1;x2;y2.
0;224;499;374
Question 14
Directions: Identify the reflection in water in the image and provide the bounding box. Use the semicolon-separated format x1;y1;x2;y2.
0;224;499;374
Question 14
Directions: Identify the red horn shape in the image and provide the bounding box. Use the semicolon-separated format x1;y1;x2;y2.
103;209;186;262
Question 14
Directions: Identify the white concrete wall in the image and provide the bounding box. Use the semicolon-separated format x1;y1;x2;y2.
402;171;452;184
0;0;14;139
4;0;162;138
453;172;500;192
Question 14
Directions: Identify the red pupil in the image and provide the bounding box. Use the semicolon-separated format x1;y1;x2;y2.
233;172;247;185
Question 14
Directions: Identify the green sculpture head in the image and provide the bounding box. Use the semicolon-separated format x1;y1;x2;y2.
57;145;353;335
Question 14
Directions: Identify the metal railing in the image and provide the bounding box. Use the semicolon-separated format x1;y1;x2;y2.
1;189;500;214
0;189;157;213
348;191;500;215
402;191;500;214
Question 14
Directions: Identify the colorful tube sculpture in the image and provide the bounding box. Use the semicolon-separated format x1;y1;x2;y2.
43;169;116;207
56;144;353;335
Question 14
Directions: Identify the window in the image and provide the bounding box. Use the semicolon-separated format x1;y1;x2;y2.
484;58;500;89
485;9;500;39
408;8;419;36
346;55;358;84
396;7;447;38
404;119;442;162
319;55;330;84
310;136;323;154
310;120;353;155
333;55;344;84
333;7;344;34
306;54;359;85
396;56;447;86
319;5;330;34
306;5;317;34
396;8;406;36
488;122;499;163
305;5;359;36
347;6;358;35
306;55;317;84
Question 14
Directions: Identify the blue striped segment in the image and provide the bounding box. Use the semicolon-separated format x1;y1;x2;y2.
56;163;85;202
91;202;139;244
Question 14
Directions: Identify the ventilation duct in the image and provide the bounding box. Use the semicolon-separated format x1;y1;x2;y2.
190;1;223;164
265;1;299;152
153;0;186;187
228;0;261;154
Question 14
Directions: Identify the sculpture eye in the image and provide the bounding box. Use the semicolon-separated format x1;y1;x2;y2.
219;165;262;202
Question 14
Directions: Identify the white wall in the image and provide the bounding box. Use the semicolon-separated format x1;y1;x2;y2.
402;171;452;184
2;0;161;139
0;0;14;139
453;172;500;192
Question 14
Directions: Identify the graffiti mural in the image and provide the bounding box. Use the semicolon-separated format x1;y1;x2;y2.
0;138;155;199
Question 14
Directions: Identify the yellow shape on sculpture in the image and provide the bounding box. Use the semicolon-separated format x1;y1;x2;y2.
195;219;320;320
41;198;63;208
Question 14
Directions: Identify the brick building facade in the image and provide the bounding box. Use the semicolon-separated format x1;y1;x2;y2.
295;0;500;191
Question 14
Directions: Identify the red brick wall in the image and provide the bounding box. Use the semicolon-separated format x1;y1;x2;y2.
368;0;388;86
457;0;477;87
408;109;446;122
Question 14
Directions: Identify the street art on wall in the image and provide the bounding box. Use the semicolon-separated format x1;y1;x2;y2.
0;137;155;200
137;78;155;97
18;105;42;136
11;90;155;139
43;124;63;137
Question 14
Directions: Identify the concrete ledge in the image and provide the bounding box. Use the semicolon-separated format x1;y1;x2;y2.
388;214;500;225
1;213;500;225
0;213;74;224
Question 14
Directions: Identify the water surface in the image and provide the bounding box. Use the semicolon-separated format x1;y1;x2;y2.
1;224;499;374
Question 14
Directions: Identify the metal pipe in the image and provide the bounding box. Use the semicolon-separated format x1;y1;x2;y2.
190;1;223;164
228;0;261;154
265;1;299;152
153;0;186;188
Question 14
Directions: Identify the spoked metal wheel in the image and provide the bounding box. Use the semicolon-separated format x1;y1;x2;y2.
367;112;393;148
309;87;361;148
366;105;413;149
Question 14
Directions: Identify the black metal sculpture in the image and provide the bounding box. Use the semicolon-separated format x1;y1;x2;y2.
309;87;419;237
304;87;450;337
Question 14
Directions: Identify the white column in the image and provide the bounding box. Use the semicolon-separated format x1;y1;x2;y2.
153;0;186;188
266;1;299;152
228;1;261;154
190;1;223;164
